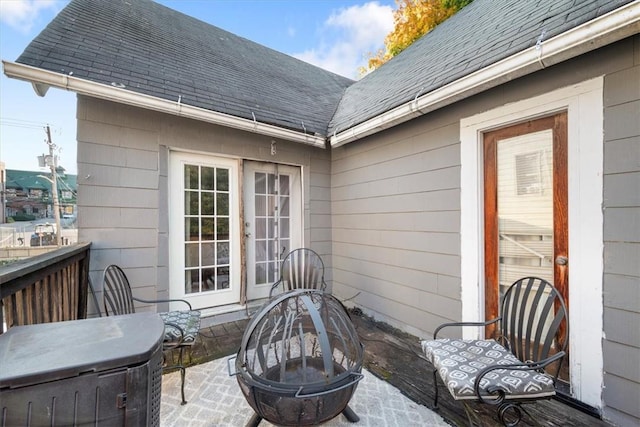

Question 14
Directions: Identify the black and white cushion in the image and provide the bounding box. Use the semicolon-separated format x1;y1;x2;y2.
160;310;201;346
421;338;556;401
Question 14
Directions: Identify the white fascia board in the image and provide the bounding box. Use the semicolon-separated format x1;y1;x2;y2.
330;1;640;148
2;60;326;149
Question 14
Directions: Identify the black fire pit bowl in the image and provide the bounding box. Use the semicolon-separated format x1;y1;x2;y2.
231;289;364;426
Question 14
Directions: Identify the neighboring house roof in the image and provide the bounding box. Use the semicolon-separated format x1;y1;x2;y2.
6;170;50;191
5;0;639;146
15;0;352;138
5;169;77;196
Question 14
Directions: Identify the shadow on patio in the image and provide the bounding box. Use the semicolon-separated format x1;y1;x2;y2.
165;311;608;427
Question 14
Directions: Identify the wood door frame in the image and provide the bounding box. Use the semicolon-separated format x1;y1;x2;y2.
483;113;568;335
459;77;604;408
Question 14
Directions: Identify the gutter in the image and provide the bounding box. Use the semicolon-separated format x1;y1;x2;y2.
330;1;640;148
2;61;326;149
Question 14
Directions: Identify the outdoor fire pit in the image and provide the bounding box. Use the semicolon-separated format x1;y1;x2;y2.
232;289;364;426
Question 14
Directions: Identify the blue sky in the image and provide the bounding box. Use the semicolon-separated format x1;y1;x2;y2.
0;0;395;174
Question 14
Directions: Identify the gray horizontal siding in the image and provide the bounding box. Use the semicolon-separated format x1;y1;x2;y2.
331;36;639;425
602;37;640;426
77;95;331;310
331;115;461;336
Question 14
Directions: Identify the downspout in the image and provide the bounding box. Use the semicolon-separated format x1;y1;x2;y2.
2;61;326;149
330;1;640;148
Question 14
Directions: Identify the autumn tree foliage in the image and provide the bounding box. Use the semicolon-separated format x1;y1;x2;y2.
363;0;473;73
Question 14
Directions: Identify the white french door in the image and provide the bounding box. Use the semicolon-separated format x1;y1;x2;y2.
169;152;241;310
243;161;302;300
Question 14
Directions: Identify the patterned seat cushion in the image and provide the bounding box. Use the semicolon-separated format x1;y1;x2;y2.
159;310;201;346
421;338;556;401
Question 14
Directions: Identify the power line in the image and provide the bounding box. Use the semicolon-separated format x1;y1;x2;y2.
0;118;61;132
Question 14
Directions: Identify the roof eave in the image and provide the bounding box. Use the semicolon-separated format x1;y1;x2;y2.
2;61;327;149
330;1;640;148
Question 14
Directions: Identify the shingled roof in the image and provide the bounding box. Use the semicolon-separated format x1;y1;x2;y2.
10;0;638;143
15;0;353;137
328;0;636;135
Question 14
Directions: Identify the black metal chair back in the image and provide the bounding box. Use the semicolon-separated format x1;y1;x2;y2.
100;264;200;405
270;248;327;297
103;264;136;316
499;277;568;374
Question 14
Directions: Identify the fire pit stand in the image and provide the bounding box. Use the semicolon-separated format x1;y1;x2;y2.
230;289;364;426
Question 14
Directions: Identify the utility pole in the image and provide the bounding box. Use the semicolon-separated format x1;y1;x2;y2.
45;125;62;247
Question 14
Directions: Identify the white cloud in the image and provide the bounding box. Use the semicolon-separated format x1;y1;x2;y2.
0;0;60;33
293;1;393;79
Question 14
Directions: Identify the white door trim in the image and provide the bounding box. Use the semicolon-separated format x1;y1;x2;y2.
459;77;604;408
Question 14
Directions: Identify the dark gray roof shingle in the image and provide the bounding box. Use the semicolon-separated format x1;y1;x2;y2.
328;0;635;134
17;0;353;136
14;0;635;140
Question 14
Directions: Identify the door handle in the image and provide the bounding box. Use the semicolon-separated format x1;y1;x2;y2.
555;256;568;266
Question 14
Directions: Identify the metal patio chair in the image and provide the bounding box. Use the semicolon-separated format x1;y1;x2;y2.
269;248;328;297
422;277;568;426
102;264;201;405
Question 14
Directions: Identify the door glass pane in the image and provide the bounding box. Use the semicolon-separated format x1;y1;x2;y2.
267;195;276;216
217;266;230;289
256;263;266;284
255;195;266;217
256;218;266;240
217;242;230;264
267;218;275;239
268;239;277;262
256;240;266;262
185;165;198;189
217;193;229;215
185;270;199;294
185;243;199;268
280;196;289;216
268;261;277;282
185;218;198;241
185;191;198;215
203;268;215;290
183;163;232;294
255;172;266;194
250;170;292;286
201;167;215;191
202;242;215;265
279;175;290;196
217;169;229;191
201;192;214;215
280;239;290;257
201;218;214;241
497;130;554;298
267;174;276;194
217;218;229;240
279;218;290;238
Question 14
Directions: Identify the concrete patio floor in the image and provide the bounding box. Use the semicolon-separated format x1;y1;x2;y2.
162;309;610;427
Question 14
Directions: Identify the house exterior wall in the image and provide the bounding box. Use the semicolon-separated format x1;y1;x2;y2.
76;96;332;311
331;35;639;425
601;35;640;427
331;111;462;336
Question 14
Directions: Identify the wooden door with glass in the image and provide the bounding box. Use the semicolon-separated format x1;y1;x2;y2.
483;112;569;384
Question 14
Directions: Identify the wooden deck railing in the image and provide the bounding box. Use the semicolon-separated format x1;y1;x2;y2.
0;242;91;334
